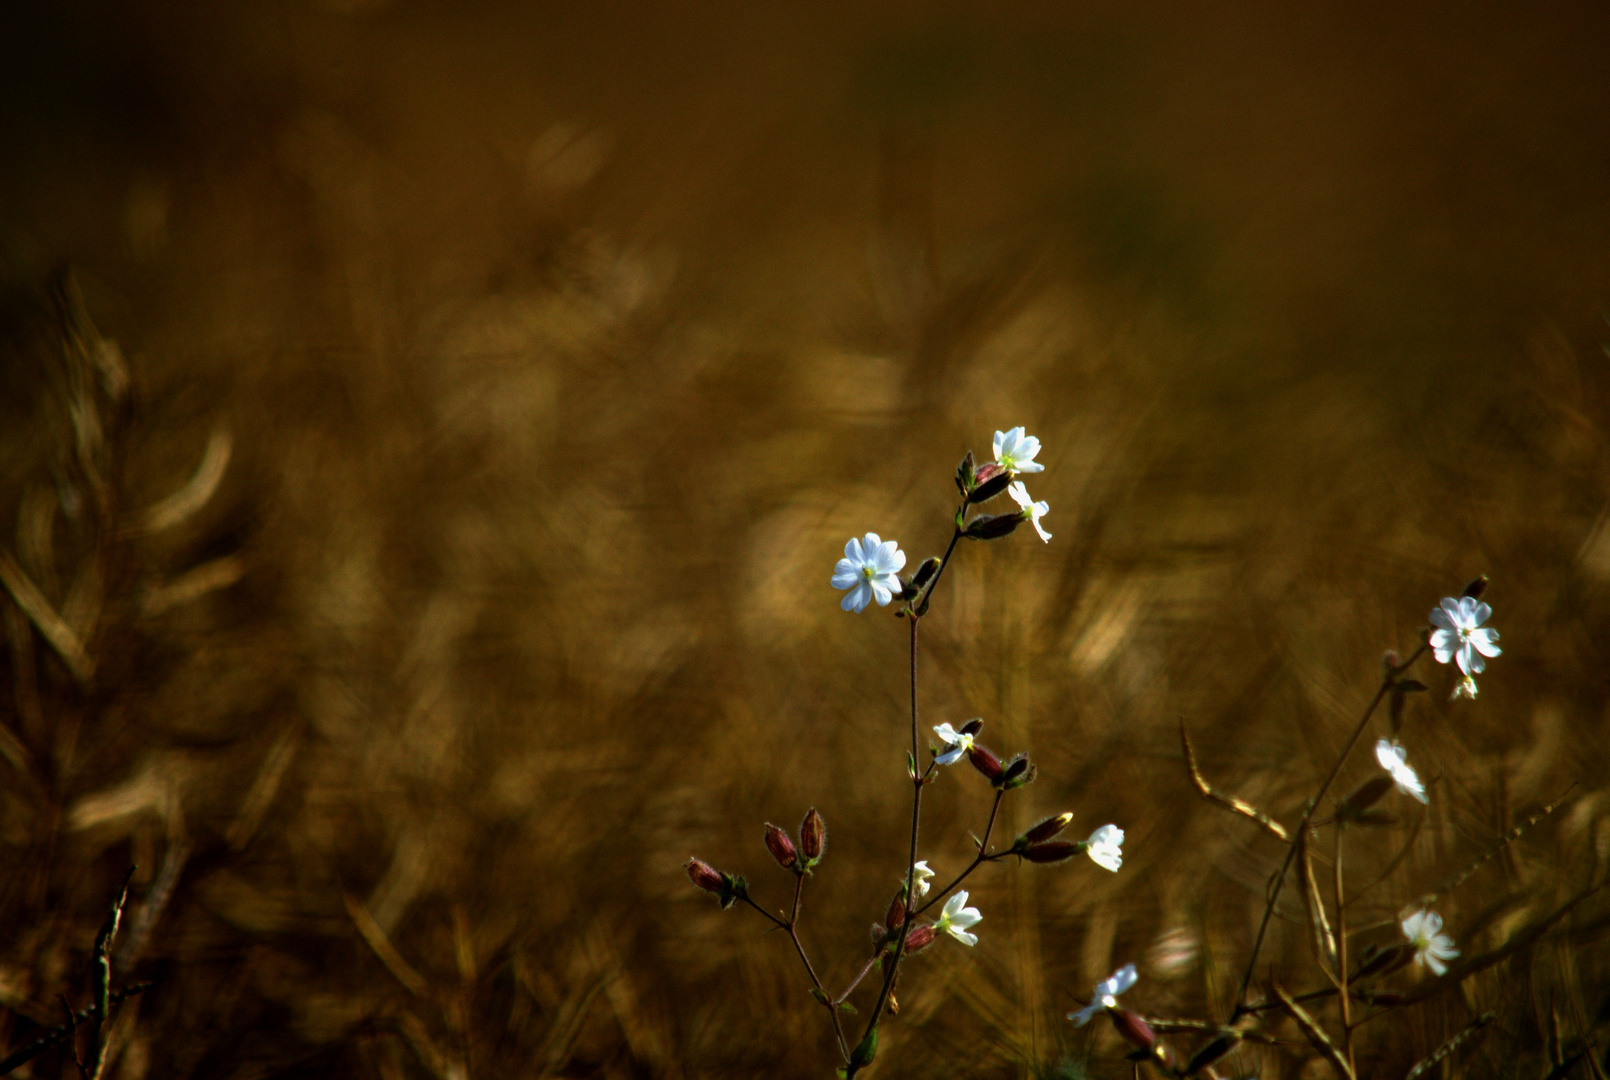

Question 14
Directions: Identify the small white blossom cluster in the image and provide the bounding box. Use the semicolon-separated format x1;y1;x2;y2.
1401;909;1459;976
829;427;1054;612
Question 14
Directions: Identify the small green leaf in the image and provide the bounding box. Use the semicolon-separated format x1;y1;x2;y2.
811;987;831;1006
850;1026;879;1066
838;1001;858;1014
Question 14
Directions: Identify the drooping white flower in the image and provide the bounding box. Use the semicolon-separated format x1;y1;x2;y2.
993;427;1045;475
1084;824;1124;872
1007;481;1052;543
909;860;935;899
1401;909;1459;976
831;533;907;613
1374;739;1429;804
935;890;983;946
1068;963;1139;1026
932;722;975;766
1428;596;1501;678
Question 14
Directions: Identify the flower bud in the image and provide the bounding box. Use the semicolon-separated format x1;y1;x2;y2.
963;513;1021;540
1381;649;1401;674
967;744;1004;783
1021;841;1079;863
910;556;942;590
686;857;724;894
764;823;799;870
967;471;1012;504
799;808;826;862
959;717;984;737
885;892;907;930
972;461;1005;487
1020;812;1075;845
849;1025;878;1067
903;924;936;952
1001;753;1035;789
1335;776;1394;823
1108;1009;1156;1052
1461;575;1488;600
955;451;976;496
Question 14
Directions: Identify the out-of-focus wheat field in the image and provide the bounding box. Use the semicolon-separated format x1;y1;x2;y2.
4;2;1610;1077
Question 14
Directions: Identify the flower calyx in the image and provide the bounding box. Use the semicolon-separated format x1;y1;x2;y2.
764;823;800;872
686;858;748;910
798;807;826;869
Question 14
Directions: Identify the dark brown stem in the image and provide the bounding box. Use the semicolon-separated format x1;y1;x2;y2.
1230;644;1427;1018
784;872;850;1061
1334;824;1353;1075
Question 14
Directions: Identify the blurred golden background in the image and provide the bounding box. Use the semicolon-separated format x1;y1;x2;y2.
3;2;1610;1077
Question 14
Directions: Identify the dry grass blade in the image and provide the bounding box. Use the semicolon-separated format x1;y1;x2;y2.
536;967;617;1079
1402;1012;1495;1080
344;894;429;998
395;1012;465;1080
135;428;233;535
0;549;95;682
1404;790;1574;918
141;555;246;616
1298;830;1338;976
1273;983;1353;1080
225;726;300;851
1181;725;1290;842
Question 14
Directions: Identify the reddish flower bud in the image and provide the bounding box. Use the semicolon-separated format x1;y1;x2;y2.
955;451;976;496
1021;841;1079;863
903;924;936;952
1461;575;1488;600
910;556;942;590
686;857;724;894
1020;812;1074;845
799;808;826;861
1001;753;1035;789
967;471;1012;504
967;744;1004;783
959;717;984;737
1108;1009;1156;1052
764;823;799;870
972;461;1005;486
885;893;907;930
963;513;1021;540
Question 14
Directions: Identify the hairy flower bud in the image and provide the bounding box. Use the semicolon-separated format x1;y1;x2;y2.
764;823;799;870
1000;753;1035;789
799;808;826;862
967;744;1004;783
955;451;976;496
1109;1009;1157;1052
1461;575;1488;600
959;717;984;737
967;470;1012;504
686;857;724;894
963;513;1021;540
1020;812;1075;846
885;892;906;930
903;924;936;952
1021;841;1080;863
910;556;941;590
1335;776;1395;823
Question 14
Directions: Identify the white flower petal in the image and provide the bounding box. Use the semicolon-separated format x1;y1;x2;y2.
947;927;978;947
1068;1003;1101;1027
1106;963;1139;996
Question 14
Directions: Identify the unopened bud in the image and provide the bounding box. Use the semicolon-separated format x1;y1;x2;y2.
1382;649;1401;674
955;452;976;496
799;808;826;862
963;513;1021;540
686;857;724;894
764;823;799;870
850;1025;878;1067
1021;841;1079;863
1335;776;1394;823
1461;575;1488;600
1108;1009;1156;1052
959;717;984;737
1001;753;1035;789
885;892;906;930
1020;812;1075;845
967;744;1004;783
967;471;1012;504
871;922;887;949
910;556;942;590
903;924;936;952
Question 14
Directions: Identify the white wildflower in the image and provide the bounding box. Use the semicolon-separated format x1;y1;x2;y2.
1068;963;1139;1026
830;533;906;613
1374;739;1429;804
932;722;975;766
1428;596;1501;678
1401;909;1459;976
993;426;1045;475
934;890;983;946
1084;824;1124;872
1007;481;1052;543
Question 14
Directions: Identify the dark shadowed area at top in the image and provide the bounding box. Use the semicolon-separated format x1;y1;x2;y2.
3;2;1610;1077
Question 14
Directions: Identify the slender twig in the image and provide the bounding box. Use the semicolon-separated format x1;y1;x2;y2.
1231;646;1426;1018
784;873;850;1061
1273;983;1354;1080
834;956;882;1005
0;983;154;1077
1333;825;1353;1076
913;790;1006;919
